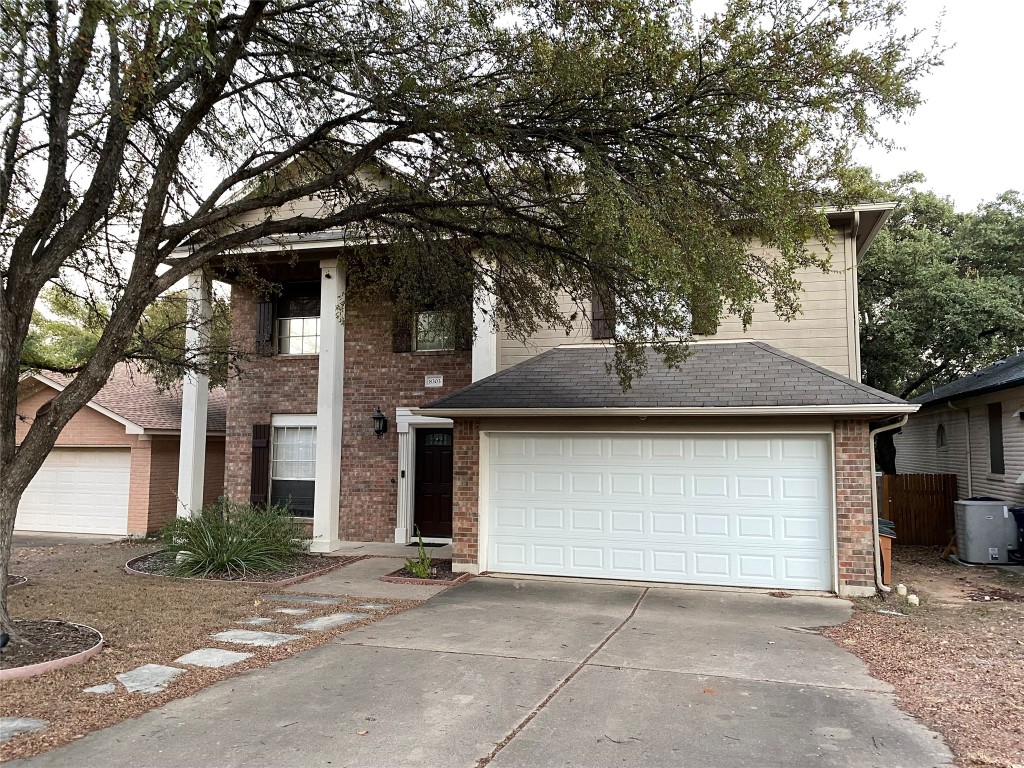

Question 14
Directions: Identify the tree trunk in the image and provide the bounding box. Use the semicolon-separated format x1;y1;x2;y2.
0;489;20;639
875;430;898;475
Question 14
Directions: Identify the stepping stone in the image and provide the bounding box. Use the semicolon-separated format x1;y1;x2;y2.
175;648;252;668
0;717;48;743
238;617;274;626
272;607;309;615
357;603;393;611
295;612;368;631
116;664;184;694
212;629;302;647
83;683;116;695
262;593;342;605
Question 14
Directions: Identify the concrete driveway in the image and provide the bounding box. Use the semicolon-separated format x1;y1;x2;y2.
12;578;952;768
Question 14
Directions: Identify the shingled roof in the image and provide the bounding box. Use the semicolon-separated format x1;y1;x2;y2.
913;352;1024;407
421;341;913;415
27;365;227;433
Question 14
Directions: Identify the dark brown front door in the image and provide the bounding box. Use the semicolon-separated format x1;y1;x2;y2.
413;428;454;538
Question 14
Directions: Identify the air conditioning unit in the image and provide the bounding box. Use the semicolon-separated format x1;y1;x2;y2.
954;499;1018;564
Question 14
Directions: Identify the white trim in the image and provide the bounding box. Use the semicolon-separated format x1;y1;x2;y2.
176;271;212;517
21;374;146;435
828;430;839;594
415;404;918;418
310;260;344;553
472;277;498;382
272;413;317;427
394;407;454;544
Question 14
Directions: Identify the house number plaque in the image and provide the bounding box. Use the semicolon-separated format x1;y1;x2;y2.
425;375;443;388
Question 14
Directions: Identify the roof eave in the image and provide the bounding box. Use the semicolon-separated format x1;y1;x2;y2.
914;379;1024;409
414;404;919;418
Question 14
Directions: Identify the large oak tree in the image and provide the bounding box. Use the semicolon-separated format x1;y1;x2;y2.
1;0;937;633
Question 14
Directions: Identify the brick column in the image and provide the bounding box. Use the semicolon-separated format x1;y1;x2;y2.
834;419;876;596
451;419;481;572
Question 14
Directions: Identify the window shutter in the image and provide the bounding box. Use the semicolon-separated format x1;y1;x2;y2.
690;301;720;336
455;309;473;351
392;315;413;353
255;300;274;355
591;291;614;340
250;424;271;505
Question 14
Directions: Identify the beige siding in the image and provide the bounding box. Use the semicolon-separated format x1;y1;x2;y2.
895;387;1024;504
497;229;860;378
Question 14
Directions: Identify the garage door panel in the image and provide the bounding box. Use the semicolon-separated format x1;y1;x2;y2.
487;433;833;590
16;448;130;535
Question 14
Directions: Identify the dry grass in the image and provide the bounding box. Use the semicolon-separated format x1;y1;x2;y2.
0;541;419;762
824;546;1024;768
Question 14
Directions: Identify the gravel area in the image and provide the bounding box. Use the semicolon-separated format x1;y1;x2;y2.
824;546;1024;768
127;550;355;582
0;541;420;762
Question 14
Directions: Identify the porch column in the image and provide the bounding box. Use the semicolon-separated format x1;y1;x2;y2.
176;271;212;517
310;259;344;552
472;277;497;382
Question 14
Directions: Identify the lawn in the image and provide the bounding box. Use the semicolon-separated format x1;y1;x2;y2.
824;546;1024;768
0;539;417;762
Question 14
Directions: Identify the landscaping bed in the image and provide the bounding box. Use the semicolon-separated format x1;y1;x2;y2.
0;540;419;762
381;558;470;585
126;550;354;584
824;545;1024;768
0;621;102;674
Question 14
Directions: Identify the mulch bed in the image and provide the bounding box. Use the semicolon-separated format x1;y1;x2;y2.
824;546;1024;768
382;558;469;585
127;551;351;584
0;621;101;670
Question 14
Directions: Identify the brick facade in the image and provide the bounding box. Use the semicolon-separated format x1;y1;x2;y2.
833;419;877;596
451;419;481;569
223;271;472;542
15;382;225;535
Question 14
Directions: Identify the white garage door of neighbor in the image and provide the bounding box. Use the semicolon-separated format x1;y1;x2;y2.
486;433;834;590
16;448;130;535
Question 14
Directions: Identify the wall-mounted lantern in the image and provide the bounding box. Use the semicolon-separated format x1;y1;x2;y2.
372;407;389;438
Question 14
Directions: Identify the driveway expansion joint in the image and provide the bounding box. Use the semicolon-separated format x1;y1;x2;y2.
474;587;651;768
583;662;894;693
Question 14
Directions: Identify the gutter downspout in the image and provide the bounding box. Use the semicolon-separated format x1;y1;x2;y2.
948;402;973;497
869;414;910;593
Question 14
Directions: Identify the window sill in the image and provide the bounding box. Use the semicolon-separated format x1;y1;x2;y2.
411;349;458;356
276;353;320;359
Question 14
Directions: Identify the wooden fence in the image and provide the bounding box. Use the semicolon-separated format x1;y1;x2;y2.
880;474;959;545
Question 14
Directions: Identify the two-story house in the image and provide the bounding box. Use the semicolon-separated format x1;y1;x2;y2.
174;202;915;597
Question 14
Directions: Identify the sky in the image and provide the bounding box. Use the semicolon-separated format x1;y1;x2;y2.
851;0;1024;211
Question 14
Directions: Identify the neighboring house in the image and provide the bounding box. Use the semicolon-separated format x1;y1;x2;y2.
175;201;915;596
894;353;1024;504
15;367;227;536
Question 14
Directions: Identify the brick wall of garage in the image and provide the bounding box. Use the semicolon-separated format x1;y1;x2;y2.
225;271;471;542
139;436;227;535
833;419;877;595
450;416;880;594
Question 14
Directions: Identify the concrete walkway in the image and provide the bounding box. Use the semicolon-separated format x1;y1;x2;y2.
285;556;451;600
10;579;953;768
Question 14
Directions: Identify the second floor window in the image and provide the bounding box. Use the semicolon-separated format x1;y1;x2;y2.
414;311;455;351
277;282;320;355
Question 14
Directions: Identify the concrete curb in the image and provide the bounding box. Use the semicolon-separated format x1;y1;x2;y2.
379;571;472;587
0;621;104;681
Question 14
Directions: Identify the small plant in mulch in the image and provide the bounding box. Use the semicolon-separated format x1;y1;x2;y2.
155;500;309;580
404;529;433;579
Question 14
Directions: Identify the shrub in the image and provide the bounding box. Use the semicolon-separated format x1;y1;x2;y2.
404;528;433;579
160;500;308;579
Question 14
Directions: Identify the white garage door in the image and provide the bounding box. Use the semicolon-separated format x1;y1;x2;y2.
486;433;833;590
16;448;130;535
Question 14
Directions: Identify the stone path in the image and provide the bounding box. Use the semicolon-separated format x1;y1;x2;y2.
0;719;47;744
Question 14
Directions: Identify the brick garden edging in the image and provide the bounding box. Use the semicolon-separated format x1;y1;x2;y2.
0;622;104;682
124;552;364;588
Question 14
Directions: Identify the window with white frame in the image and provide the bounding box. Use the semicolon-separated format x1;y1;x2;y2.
414;311;455;351
270;417;317;517
277;282;321;355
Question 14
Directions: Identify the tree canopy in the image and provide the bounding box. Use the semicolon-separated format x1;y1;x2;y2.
0;0;939;633
859;181;1024;400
